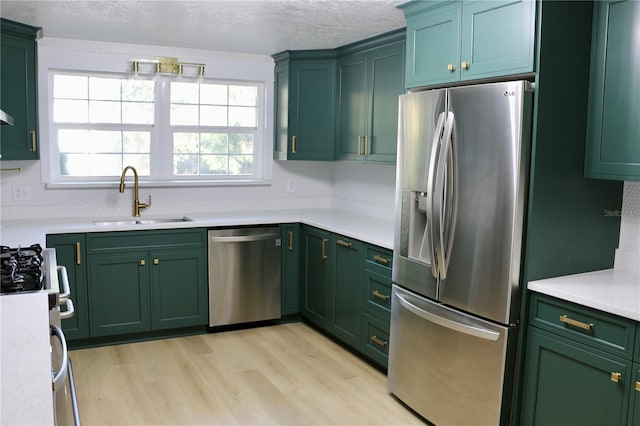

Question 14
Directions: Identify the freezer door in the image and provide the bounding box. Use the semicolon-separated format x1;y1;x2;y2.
392;90;446;300
439;81;531;324
388;285;517;426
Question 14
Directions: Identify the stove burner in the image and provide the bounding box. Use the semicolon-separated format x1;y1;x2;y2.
0;244;44;293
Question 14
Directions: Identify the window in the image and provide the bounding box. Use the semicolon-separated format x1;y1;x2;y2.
49;71;266;185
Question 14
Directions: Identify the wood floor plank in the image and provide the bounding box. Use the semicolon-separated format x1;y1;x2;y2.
70;322;424;425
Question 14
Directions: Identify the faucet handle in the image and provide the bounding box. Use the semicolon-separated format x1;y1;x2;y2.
139;195;152;209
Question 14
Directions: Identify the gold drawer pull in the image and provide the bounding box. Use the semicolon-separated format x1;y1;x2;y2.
153;258;159;265
75;242;81;265
372;290;390;302
447;63;456;72
461;60;470;70
140;259;146;266
321;238;328;260
371;335;388;348
635;382;640;392
559;315;594;331
337;239;352;248
291;135;297;154
611;372;622;383
288;231;294;251
373;254;390;265
30;130;37;152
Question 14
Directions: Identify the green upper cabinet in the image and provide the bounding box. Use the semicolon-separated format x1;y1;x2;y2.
335;31;405;164
585;0;640;181
0;18;40;160
272;51;336;161
46;233;89;341
399;0;535;88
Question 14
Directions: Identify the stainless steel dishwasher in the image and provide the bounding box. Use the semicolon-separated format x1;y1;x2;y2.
208;226;281;327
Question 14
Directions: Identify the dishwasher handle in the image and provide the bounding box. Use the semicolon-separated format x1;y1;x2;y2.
209;233;279;243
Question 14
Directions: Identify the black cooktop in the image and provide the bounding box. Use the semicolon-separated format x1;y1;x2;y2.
0;244;44;293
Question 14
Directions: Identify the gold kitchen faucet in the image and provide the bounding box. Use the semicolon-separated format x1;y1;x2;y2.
119;166;151;217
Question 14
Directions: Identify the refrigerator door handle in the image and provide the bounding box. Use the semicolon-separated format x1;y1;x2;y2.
395;291;500;341
426;112;445;279
438;112;456;279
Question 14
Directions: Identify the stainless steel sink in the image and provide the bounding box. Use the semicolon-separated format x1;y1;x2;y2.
93;216;192;226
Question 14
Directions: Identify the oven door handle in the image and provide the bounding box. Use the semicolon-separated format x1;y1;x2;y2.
51;324;69;391
57;265;71;300
59;298;75;320
67;358;81;426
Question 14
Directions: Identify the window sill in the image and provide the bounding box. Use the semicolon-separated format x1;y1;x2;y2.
45;178;272;189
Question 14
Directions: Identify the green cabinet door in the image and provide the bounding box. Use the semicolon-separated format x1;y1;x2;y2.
273;61;290;160
336;53;367;161
630;366;640;426
281;223;301;316
460;0;535;81
46;233;89;340
330;236;363;347
150;247;207;330
88;251;151;337
585;0;640;181
521;327;631;426
366;42;405;163
0;19;40;160
404;2;461;88
301;226;333;328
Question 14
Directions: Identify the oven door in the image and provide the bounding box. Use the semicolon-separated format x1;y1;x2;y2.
51;265;80;426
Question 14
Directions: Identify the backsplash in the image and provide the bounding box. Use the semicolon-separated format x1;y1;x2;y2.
615;181;640;273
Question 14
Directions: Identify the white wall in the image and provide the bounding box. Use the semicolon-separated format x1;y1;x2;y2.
615;181;640;273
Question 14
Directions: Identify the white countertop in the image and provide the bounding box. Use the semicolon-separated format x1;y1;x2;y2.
0;208;395;250
528;269;640;322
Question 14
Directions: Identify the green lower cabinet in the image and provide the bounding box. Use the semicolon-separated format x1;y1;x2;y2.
631;366;640;426
281;224;301;316
301;226;333;328
46;233;89;340
360;312;390;367
88;251;151;337
150;248;207;330
521;327;631;426
330;236;363;347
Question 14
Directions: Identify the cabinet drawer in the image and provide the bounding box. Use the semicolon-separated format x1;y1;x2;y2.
364;245;393;276
529;293;636;359
361;312;390;368
87;228;206;252
363;269;391;319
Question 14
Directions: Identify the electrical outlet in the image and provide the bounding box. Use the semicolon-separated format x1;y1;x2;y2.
286;178;297;193
12;184;32;201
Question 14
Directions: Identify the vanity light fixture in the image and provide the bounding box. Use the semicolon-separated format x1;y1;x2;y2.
130;56;205;80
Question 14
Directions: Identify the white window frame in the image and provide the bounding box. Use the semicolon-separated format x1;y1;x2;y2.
38;38;274;188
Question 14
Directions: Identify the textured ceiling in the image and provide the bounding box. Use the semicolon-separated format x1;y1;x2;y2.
0;0;407;55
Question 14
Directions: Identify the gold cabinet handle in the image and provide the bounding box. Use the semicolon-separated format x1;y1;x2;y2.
140;259;146;266
153;258;159;265
288;231;294;251
447;63;456;72
559;315;594;331
75;242;81;265
635;382;640;392
30;130;37;152
461;61;470;70
611;372;622;383
373;254;390;266
337;239;352;248
371;335;388;348
372;290;390;301
364;135;370;155
291;135;297;154
321;238;328;260
357;136;363;155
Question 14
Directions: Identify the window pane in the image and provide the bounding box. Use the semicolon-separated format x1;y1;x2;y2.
229;85;257;106
200;155;228;174
60;153;90;176
229;106;256;127
89;77;121;100
122;80;154;102
174;154;198;175
54;75;88;99
54;100;88;123
122;102;154;124
171;82;199;104
229;134;254;154
201;133;228;154
90;130;121;153
123;154;150;175
200;105;227;126
200;84;227;105
171;104;198;125
229;155;253;175
89;100;121;123
89;154;122;176
123;132;150;153
174;133;199;153
58;129;89;153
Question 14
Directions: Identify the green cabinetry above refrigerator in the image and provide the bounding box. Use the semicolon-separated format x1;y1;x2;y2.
585;0;640;181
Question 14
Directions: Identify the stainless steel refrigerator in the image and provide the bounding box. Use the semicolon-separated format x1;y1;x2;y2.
388;81;533;426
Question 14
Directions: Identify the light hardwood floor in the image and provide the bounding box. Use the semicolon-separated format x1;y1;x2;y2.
70;322;425;425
